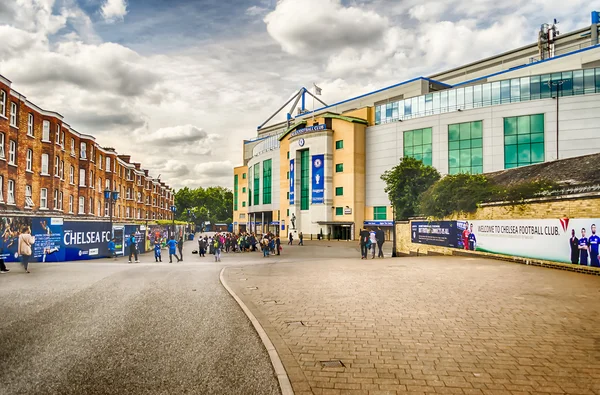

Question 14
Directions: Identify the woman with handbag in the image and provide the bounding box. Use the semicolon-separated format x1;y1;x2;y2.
18;226;35;273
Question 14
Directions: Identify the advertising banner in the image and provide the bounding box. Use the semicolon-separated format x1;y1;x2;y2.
1;216;65;263
289;159;295;205
411;221;462;248
311;154;324;204
63;221;112;260
466;218;600;266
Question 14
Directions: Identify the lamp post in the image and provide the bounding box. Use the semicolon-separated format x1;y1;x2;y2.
170;205;177;238
104;188;120;237
547;80;565;160
391;203;397;258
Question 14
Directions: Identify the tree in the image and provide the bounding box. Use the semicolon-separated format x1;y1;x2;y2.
380;157;441;220
173;186;233;225
419;173;491;218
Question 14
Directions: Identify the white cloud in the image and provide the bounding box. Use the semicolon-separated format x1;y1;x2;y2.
246;6;267;16
101;0;128;22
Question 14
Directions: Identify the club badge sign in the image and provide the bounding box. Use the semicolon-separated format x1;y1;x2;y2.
289;159;295;205
311;154;324;204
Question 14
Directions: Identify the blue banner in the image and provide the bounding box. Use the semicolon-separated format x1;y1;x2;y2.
289;159;295;205
311;154;324;204
63;221;112;260
0;216;64;263
411;221;462;248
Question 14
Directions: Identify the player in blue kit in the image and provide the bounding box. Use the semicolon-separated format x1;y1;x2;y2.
588;224;600;267
468;223;477;251
578;228;590;266
154;239;162;262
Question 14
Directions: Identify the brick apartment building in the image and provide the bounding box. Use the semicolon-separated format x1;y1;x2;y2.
0;73;174;221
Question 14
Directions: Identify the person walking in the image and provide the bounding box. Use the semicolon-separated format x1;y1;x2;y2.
359;228;369;259
127;233;139;263
177;236;184;261
275;235;281;255
375;227;385;258
369;229;377;259
167;236;180;263
0;247;9;273
18;226;35;273
214;237;222;262
108;238;117;260
154;240;162;262
198;237;206;257
288;232;293;245
298;232;304;246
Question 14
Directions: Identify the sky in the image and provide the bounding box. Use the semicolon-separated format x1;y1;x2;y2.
0;0;598;190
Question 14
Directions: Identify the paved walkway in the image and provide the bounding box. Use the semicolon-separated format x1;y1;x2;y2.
223;243;600;395
0;240;281;395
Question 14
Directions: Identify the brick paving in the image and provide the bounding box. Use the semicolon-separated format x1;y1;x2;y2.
224;243;600;395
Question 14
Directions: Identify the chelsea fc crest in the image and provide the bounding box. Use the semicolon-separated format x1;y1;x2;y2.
298;138;305;147
314;158;322;168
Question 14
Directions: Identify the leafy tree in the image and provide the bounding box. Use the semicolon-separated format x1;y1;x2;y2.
419;173;491;218
380;157;441;220
173;186;233;225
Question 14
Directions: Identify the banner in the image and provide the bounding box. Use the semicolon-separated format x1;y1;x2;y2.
1;216;64;263
289;159;295;205
411;221;462;248
311;154;324;204
63;221;112;260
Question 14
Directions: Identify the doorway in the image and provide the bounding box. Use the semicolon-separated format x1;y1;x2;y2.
333;225;352;241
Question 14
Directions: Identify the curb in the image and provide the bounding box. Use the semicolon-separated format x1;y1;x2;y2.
219;267;294;395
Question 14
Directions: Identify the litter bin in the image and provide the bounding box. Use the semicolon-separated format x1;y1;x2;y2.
188;234;194;241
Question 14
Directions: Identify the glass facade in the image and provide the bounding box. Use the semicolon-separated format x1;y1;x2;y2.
300;150;310;210
375;67;600;125
448;121;483;175
253;163;260;205
262;159;272;204
234;175;238;211
248;166;252;206
373;206;387;220
403;128;432;166
504;114;545;169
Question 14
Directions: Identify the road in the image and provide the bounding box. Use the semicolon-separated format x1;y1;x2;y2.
0;239;280;395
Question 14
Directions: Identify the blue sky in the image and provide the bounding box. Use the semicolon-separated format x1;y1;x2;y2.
0;0;598;188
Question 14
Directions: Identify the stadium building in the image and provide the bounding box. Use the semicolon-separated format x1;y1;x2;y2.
233;12;600;241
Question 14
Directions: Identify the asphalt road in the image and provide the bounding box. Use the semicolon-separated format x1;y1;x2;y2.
0;240;281;395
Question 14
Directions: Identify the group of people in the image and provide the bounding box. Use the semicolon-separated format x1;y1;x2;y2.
569;225;600;267
358;227;386;259
287;232;303;246
196;232;283;260
461;222;477;250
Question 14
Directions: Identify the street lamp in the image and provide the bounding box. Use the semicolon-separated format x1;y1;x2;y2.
104;188;120;236
547;79;566;160
170;204;177;238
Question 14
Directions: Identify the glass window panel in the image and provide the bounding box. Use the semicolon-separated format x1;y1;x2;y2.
531;132;544;143
413;129;423;145
471;139;483;148
413;145;423;155
448;89;456;110
460;140;471;149
460;150;471;167
375;106;381;124
584;69;595;93
472;148;483;166
504;135;517;145
422;128;432;145
561;71;573;96
517;116;530;134
460;166;471;174
505;145;518;165
482;83;492;105
422;152;432;166
449;150;460;168
404;100;412;116
418;96;425;116
518;144;531;164
500;80;511;103
471;121;482;139
386;103;393;118
425;94;433;115
510;79;520;102
392;102;399;119
596;68;600;92
448;125;460;141
531;143;545;163
449;168;459;175
491;82;501;104
414;153;423;161
573;70;584;94
551;72;562;83
505;163;518;169
540;74;551;98
520;77;530;100
472;166;483;174
464;86;473;109
440;91;448;112
404;147;413;156
456;88;465;108
449;141;460;150
517;133;531;144
423;144;432;154
404;131;413;146
398;100;405;118
459;122;470;140
473;85;482;107
530;75;541;99
432;93;440;115
531;114;544;133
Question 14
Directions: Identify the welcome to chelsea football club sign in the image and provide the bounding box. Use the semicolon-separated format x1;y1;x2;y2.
290;124;326;138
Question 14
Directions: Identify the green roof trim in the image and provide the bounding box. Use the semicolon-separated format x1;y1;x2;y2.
278;113;368;141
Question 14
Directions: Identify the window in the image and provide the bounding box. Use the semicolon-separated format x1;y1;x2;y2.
300;150;310;210
79;196;85;214
448;121;483;175
7;179;15;204
70;138;75;156
0;132;4;159
60;131;65;148
60;160;64;179
80;142;87;159
79;169;86;186
98;201;101;217
253;163;260;205
40;188;48;209
69;195;74;213
0;175;3;202
10;102;17;126
374;206;387;220
41;153;49;174
26;149;33;171
25;185;34;208
242;187;246;193
504;114;545;169
56;125;60;144
97;177;101;192
404;127;433;166
234;174;239;211
335;163;344;173
53;189;58;209
335;140;343;149
286;151;290;159
89;197;94;214
99;154;103;169
8;140;16;165
70;166;75;184
54;156;59;176
263;159;272;205
242;201;246;207
335;187;343;196
335;207;343;216
90;145;94;162
106;157;111;172
0;90;5;117
90;170;94;189
42;120;50;141
242;173;246;179
59;192;63;210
